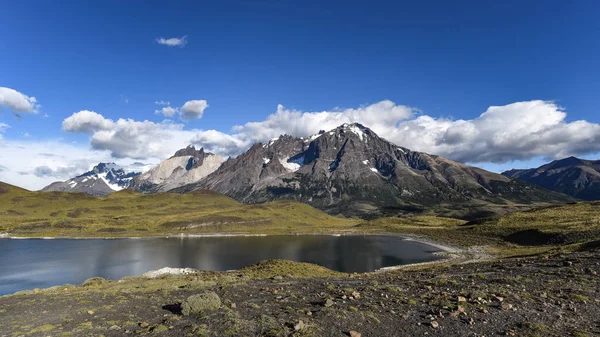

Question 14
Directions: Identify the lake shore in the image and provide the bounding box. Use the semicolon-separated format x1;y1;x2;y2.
1;250;598;336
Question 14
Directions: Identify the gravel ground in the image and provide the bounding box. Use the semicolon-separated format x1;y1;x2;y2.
1;251;599;337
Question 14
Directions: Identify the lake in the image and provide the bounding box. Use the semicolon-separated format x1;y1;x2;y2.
0;235;443;295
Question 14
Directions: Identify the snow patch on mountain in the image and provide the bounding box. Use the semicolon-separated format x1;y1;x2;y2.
99;173;124;191
280;155;304;172
346;124;366;141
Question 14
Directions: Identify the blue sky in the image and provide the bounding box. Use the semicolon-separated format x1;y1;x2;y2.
1;0;599;189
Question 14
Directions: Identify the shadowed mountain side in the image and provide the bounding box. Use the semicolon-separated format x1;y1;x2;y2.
503;156;600;200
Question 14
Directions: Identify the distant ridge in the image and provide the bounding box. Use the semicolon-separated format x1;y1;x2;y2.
41;163;140;197
503;156;600;200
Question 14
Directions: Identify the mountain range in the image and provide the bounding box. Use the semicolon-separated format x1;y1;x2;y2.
41;163;140;196
502;156;600;200
171;123;573;219
41;123;577;219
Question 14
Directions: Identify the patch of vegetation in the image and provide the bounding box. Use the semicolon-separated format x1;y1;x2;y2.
0;182;356;237
239;259;343;278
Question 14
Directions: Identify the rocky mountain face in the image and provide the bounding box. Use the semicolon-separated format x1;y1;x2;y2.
129;146;225;193
41;163;140;197
172;123;573;219
503;157;600;200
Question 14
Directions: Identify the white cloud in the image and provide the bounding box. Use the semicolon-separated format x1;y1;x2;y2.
156;36;187;47
0;122;8;140
0;140;159;190
0;87;40;113
62;110;115;133
155;106;178;117
191;100;415;155
155;100;171;105
62;110;198;159
50;99;600;190
180;100;208;121
188;100;600;163
388;100;600;163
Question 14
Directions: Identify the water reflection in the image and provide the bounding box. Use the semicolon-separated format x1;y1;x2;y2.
0;235;441;295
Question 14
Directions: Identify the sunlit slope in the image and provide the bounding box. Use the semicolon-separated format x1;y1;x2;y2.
0;182;355;236
359;202;600;249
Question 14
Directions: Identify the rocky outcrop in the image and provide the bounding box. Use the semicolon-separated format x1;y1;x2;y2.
129;146;225;193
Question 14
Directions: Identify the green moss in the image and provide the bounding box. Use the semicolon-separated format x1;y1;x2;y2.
240;260;343;279
28;325;56;333
153;325;169;333
569;294;590;302
78;322;93;329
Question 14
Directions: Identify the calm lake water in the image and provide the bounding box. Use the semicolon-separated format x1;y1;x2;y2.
0;235;442;295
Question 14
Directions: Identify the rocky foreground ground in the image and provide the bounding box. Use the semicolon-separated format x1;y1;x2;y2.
1;250;599;337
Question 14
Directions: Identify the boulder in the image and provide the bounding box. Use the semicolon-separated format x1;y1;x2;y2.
181;292;222;316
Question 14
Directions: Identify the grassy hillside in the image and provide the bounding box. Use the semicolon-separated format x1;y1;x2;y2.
2;180;599;257
358;201;600;255
0;182;356;237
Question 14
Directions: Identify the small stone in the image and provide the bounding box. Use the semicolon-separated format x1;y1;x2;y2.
495;296;504;302
324;299;334;307
430;321;439;329
230;303;237;309
306;311;312;316
457;296;467;303
140;322;149;328
87;310;94;315
500;303;513;311
352;291;361;299
272;275;283;280
109;325;121;331
294;321;306;331
349;331;361;337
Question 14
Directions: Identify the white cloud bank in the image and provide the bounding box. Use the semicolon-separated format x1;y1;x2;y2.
61;99;600;164
0;87;40;113
191;100;600;162
3;99;600;191
156;36;187;47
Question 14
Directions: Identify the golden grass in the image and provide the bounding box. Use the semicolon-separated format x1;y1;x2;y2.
0;182;355;237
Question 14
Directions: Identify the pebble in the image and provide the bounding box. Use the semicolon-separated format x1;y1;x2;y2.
294;321;306;331
325;299;334;307
431;321;439;329
349;331;361;337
